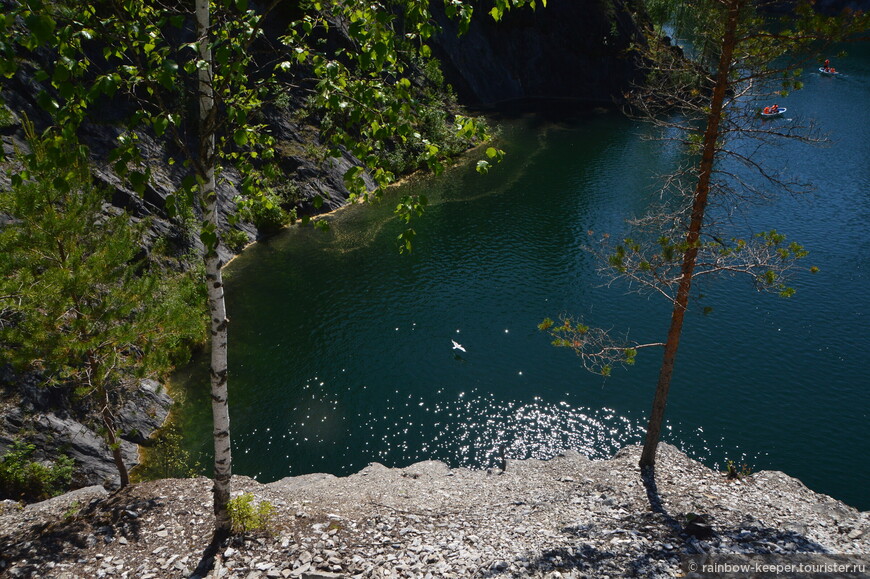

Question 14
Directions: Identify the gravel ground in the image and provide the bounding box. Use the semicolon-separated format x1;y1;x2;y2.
1;443;867;578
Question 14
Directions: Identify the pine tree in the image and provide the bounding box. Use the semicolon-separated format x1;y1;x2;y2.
542;0;867;468
0;122;205;487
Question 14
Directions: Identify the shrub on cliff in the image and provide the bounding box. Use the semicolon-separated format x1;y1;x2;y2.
0;441;74;502
0;122;207;489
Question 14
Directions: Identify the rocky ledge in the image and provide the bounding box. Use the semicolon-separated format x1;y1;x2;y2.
0;376;172;490
0;443;867;578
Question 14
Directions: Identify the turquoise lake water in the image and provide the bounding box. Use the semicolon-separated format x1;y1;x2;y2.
174;47;869;510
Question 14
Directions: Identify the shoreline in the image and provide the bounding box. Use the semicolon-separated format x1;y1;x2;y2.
147;141;493;474
219;139;492;271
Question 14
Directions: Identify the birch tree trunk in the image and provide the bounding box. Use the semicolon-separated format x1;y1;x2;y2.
195;0;233;535
639;0;743;468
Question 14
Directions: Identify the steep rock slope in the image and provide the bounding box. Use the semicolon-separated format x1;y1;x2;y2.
431;0;648;107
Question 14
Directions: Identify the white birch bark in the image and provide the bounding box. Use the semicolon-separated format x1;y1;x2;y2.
195;0;232;535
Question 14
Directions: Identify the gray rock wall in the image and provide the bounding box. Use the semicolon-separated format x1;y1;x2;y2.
431;0;648;108
0;376;171;491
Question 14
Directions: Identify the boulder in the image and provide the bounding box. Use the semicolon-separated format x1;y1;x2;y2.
0;379;172;490
117;379;173;446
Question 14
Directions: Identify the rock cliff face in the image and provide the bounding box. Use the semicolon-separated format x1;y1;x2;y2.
0;372;171;490
0;97;369;267
431;0;648;108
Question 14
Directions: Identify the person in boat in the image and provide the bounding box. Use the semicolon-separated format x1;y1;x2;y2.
772;104;779;112
824;59;830;71
763;106;772;114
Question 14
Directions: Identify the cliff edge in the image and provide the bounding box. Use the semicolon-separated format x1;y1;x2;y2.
1;444;867;578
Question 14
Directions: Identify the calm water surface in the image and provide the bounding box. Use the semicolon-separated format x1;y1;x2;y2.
173;48;869;510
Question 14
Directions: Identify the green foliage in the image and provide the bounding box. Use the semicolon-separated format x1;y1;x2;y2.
490;0;547;22
1;0;283;237
421;57;445;87
378;105;489;176
753;231;809;297
286;0;537;225
724;459;753;480
1;0;543;251
0;123;207;484
0;97;14;130
476;146;505;174
236;191;291;236
538;315;641;376
0;124;207;389
588;225;813;308
152;270;210;368
227;493;275;535
232;177;303;238
0;441;74;502
63;500;82;520
133;423;202;481
394;194;428;253
223;228;251;253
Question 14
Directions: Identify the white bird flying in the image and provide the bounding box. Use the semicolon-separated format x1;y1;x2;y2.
451;340;466;353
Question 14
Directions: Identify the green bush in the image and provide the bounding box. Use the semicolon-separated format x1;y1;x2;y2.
0;441;75;502
724;459;753;480
237;191;291;236
376;95;489;176
133;423;202;482
223;228;250;253
0;105;14;129
227;492;275;535
0;91;16;129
